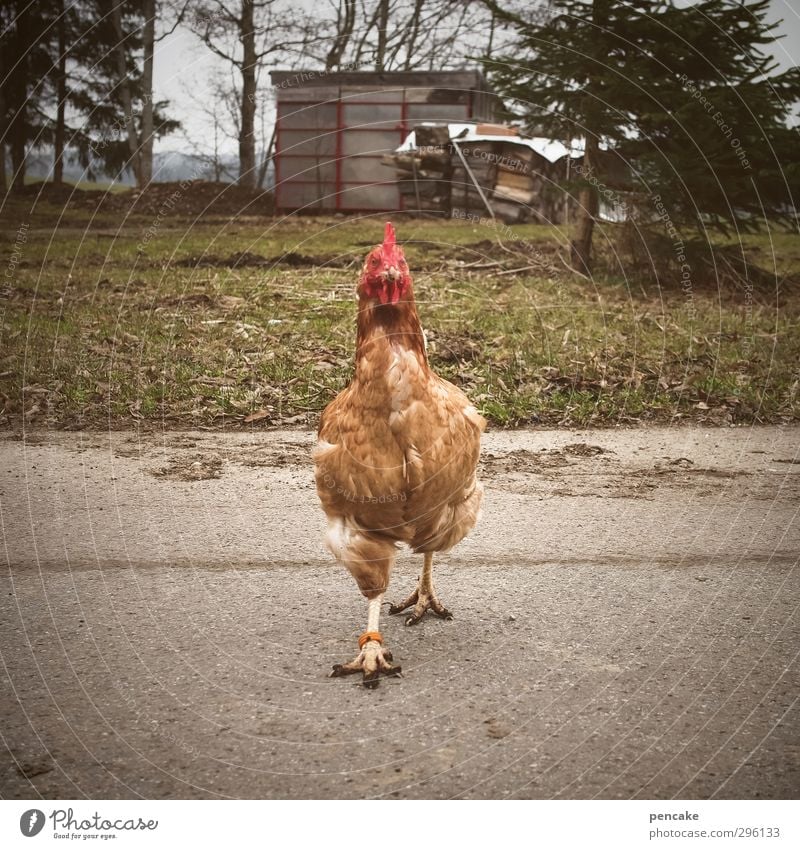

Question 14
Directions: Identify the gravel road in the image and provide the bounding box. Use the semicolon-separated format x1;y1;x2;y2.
1;426;798;799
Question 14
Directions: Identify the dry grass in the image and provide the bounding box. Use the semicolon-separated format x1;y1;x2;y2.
1;191;798;430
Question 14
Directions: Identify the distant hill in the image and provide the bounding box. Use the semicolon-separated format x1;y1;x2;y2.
16;148;273;188
150;150;239;183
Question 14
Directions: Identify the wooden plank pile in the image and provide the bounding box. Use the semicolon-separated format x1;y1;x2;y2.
381;125;452;213
452;139;539;223
383;123;560;223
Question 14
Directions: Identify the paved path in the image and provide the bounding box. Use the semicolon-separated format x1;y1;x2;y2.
1;426;798;799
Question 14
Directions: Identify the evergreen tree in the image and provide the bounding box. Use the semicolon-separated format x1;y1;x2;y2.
628;0;800;234
64;1;180;186
1;1;180;190
482;0;800;271
1;1;59;191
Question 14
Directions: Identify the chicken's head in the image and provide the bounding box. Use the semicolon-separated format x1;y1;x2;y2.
359;222;411;306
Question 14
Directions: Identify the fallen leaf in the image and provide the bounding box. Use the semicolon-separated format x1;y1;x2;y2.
244;409;271;423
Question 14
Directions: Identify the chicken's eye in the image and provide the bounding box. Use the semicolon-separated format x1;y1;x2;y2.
371;257;380;268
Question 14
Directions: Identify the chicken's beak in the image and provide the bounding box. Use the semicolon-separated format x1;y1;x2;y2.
379;267;402;305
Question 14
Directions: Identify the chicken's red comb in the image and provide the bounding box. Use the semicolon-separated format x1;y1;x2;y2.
383;221;396;249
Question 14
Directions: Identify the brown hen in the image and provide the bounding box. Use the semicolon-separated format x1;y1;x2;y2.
313;222;485;687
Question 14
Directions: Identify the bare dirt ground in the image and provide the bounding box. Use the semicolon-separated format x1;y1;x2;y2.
1;426;798;799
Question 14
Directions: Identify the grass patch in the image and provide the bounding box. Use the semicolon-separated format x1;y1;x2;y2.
1;193;798;429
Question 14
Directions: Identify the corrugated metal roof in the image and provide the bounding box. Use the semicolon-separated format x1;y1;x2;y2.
397;122;578;163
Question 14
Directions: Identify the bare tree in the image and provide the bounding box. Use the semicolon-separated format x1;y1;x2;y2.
192;0;318;189
53;0;67;185
255;83;275;188
108;0;187;187
322;0;500;73
179;73;240;182
109;1;145;185
139;0;156;185
239;0;257;187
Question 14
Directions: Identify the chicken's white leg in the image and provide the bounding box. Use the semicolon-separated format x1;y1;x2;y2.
388;553;453;626
330;594;402;688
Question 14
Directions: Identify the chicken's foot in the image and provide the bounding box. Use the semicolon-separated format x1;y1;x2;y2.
330;595;401;688
388;553;453;626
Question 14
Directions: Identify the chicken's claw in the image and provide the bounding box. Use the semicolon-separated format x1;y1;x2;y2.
430;600;454;620
387;587;418;615
390;586;454;626
405;604;453;626
329;640;401;688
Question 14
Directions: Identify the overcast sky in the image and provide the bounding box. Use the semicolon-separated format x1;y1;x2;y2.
769;0;800;70
151;0;800;155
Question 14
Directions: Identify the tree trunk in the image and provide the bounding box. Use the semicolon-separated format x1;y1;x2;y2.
569;133;599;274
110;0;142;186
375;0;389;71
53;0;67;186
213;114;221;182
257;125;275;189
402;0;426;70
139;0;155;186
325;0;356;72
7;2;32;193
568;0;608;274
238;0;257;189
9;130;26;192
0;54;7;193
